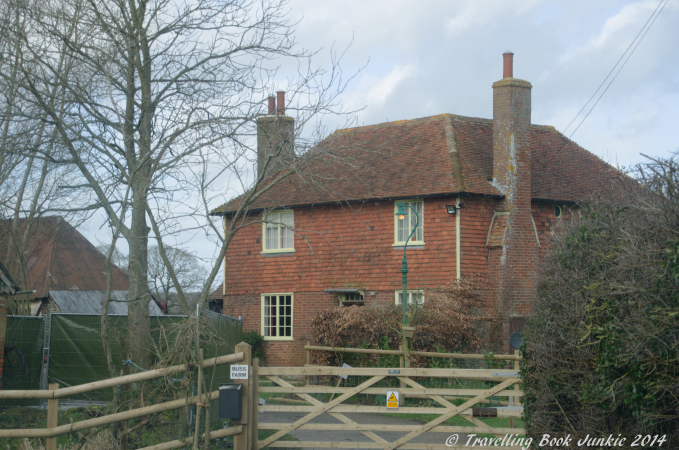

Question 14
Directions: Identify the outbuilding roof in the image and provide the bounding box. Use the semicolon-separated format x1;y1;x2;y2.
0;217;129;299
49;290;164;315
213;114;621;215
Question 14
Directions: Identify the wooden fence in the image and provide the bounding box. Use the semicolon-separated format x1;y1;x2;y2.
304;343;522;407
257;365;525;450
0;343;254;450
304;343;522;363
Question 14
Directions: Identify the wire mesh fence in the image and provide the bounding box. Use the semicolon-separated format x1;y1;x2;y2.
0;315;45;407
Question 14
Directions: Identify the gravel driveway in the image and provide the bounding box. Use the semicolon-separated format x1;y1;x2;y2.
259;411;466;449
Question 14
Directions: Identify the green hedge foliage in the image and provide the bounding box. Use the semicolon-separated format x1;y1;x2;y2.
523;157;679;446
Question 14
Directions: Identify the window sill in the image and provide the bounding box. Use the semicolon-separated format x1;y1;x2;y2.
263;337;295;341
393;243;425;249
260;250;295;256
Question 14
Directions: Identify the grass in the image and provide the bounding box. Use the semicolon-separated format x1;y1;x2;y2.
0;405;230;449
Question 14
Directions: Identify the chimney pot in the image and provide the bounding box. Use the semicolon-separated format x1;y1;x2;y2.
276;91;285;115
503;51;514;78
268;96;276;115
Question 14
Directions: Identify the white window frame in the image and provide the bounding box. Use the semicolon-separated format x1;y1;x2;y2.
393;200;424;246
261;293;294;340
394;290;425;306
338;291;364;306
262;210;295;253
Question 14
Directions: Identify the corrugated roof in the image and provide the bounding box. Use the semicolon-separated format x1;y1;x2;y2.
49;290;163;315
212;114;622;215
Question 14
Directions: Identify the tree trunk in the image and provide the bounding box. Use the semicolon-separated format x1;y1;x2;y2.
127;182;152;369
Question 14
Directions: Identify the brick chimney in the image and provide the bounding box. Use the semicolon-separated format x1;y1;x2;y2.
257;91;295;178
489;51;539;349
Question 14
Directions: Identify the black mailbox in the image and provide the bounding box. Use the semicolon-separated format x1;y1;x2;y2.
219;383;242;420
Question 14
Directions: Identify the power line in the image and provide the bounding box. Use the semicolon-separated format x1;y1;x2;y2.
541;0;668;169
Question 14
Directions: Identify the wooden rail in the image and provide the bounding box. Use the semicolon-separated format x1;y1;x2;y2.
0;389;222;438
0;346;251;449
259;366;521;382
0;352;244;400
258;369;524;450
258;404;523;417
259;386;523;397
304;343;523;361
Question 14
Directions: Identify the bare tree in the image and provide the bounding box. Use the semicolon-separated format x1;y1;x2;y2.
3;0;352;367
96;244;129;274
148;245;208;310
0;0;94;316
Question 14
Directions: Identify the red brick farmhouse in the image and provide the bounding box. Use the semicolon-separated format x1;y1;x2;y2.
212;53;622;366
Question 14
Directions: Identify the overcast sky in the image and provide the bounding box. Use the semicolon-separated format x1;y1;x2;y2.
289;0;678;167
81;0;679;280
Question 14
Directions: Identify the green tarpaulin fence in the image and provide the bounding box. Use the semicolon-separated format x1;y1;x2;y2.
1;309;242;429
47;312;242;404
1;316;45;407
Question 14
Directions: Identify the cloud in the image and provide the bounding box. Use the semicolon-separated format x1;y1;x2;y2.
445;0;544;35
365;64;417;105
341;63;418;116
557;0;662;65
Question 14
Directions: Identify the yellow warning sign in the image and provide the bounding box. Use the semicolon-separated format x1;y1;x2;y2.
386;390;399;409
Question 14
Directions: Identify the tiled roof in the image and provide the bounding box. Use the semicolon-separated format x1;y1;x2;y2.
0;216;129;299
213;114;621;214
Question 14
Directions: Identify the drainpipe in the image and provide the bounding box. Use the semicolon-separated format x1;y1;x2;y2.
456;196;461;280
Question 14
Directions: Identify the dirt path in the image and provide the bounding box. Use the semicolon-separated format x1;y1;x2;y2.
259;411;466;449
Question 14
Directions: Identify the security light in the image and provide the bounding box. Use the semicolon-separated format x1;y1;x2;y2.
446;205;456;214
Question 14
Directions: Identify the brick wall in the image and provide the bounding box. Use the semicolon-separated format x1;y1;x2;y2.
533;202;574;256
222;197;463;365
222;290;400;366
223;197;459;294
220;191;571;363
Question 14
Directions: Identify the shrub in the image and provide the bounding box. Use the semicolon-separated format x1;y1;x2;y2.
242;331;266;362
310;277;493;367
522;156;679;445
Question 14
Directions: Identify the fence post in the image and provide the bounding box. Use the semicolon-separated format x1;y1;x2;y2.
251;358;259;449
46;383;59;450
398;344;404;368
193;348;204;450
233;342;251;450
510;348;521;428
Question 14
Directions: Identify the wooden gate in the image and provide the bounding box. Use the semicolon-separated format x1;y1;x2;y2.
255;365;525;449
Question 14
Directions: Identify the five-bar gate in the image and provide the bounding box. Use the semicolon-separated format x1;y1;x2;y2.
256;364;525;449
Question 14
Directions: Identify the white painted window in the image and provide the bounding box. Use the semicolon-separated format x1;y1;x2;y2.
263;210;294;252
261;293;293;340
394;290;424;306
394;201;424;245
339;291;364;306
